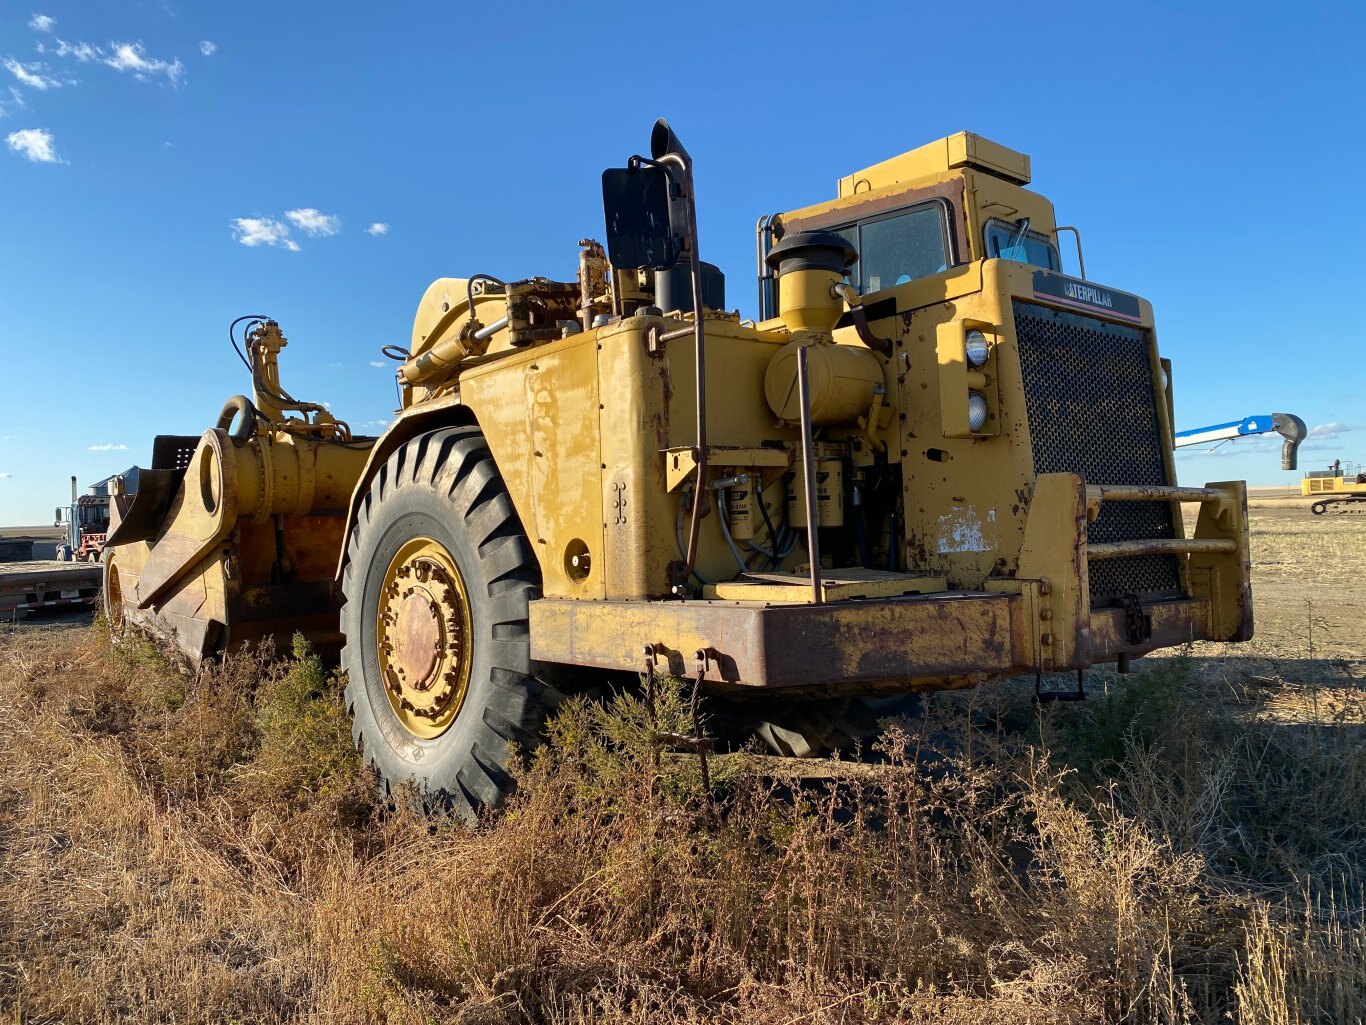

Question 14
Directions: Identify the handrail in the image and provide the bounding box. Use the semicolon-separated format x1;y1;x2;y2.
796;345;822;605
1085;483;1230;523
1088;538;1236;560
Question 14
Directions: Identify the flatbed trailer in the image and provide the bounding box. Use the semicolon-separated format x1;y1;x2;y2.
0;560;102;620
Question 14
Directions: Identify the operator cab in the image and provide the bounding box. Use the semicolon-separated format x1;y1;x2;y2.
760;131;1064;318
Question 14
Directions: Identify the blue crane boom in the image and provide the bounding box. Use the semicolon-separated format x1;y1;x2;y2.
1174;413;1307;470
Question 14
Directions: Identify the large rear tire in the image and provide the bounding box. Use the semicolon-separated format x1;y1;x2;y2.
102;555;129;646
340;428;557;820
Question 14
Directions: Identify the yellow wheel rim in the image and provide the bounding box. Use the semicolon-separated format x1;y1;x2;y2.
105;561;125;635
375;536;474;740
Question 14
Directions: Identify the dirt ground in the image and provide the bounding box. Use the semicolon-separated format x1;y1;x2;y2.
1180;496;1364;665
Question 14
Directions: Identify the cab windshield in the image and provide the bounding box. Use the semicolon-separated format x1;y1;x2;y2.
827;200;952;294
983;218;1060;270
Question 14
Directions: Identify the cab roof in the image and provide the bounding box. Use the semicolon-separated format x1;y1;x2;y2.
837;132;1031;197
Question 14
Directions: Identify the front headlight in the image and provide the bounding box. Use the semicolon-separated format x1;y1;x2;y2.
964;329;989;368
967;390;989;432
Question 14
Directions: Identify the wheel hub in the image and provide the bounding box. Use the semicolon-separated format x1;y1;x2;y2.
395;590;441;688
375;539;473;739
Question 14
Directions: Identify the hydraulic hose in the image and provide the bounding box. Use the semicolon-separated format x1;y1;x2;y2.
217;395;259;444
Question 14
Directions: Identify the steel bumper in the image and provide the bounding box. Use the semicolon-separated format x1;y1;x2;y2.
528;590;1223;693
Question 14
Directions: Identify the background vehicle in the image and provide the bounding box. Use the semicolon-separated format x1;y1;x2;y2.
54;470;139;562
1302;460;1366;514
105;121;1253;816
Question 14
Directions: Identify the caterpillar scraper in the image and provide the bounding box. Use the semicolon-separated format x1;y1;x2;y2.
106;120;1254;816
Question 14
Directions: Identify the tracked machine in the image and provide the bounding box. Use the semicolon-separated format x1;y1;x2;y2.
1302;461;1366;514
106;121;1254;815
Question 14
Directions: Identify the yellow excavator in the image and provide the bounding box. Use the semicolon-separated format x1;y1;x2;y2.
105;120;1253;816
1302;460;1366;514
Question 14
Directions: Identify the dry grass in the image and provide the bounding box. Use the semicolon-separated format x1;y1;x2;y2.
0;513;1362;1023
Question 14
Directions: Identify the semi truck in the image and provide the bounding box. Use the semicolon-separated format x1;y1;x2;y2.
55;470;139;562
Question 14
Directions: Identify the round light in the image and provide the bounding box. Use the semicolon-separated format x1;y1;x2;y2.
964;329;989;368
967;391;989;432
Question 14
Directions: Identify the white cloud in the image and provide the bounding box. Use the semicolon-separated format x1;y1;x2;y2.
3;57;61;90
51;39;97;62
366;222;390;236
0;472;12;480
1308;422;1363;440
88;443;129;452
102;42;184;85
0;86;26;117
6;127;61;162
285;207;341;237
369;361;387;368
232;217;300;251
199;40;216;57
28;13;55;32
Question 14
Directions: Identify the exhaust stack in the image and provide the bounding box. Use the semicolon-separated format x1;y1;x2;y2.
1273;412;1308;471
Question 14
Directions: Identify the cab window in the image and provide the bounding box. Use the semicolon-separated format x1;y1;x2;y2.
826;201;952;294
983;218;1060;270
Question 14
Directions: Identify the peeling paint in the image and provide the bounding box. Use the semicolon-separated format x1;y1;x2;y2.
937;504;996;553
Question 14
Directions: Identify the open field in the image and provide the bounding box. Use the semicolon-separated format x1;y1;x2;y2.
1;511;1362;1024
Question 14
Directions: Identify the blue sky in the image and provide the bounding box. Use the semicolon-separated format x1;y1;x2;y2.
1;0;1362;525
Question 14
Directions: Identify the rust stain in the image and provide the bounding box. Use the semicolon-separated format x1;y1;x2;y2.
652;364;673;450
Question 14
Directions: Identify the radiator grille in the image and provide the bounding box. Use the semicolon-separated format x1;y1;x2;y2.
1013;301;1182;603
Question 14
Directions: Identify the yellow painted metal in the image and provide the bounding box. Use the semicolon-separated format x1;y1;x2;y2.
935;318;1001;438
375;536;473;740
1086;484;1228;515
786;166;1054;272
1301;474;1366;496
318;126;1255;697
773;266;846;334
706;569;946;603
131;427;369;611
665;446;791;493
402;276;493;385
456;328;605;599
105;317;375;664
1088;538;1237;559
988;472;1089;671
453;311;808;598
838;132;1031;197
764;340;885;425
1187;480;1253;641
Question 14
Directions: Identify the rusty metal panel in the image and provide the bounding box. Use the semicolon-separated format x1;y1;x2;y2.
529;592;1020;690
1087;599;1210;661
